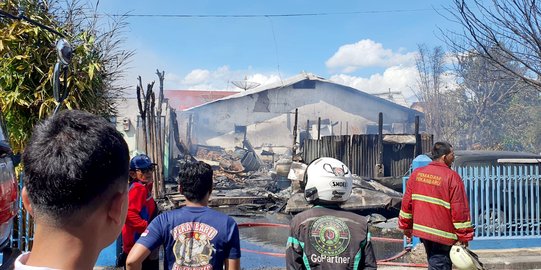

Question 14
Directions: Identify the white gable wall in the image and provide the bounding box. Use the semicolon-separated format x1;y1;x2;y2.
205;100;372;150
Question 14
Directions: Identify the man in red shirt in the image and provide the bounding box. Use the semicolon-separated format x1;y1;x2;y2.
119;154;158;269
399;142;474;270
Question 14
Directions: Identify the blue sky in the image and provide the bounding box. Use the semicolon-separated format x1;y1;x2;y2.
97;1;457;100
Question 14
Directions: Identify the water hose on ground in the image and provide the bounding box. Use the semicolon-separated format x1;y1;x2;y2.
240;248;286;258
238;222;429;268
239;222;290;228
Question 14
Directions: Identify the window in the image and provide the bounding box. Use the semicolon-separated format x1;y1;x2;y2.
292;80;316;89
235;125;247;134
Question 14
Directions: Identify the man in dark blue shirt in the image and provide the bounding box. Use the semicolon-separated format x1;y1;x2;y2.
126;161;241;270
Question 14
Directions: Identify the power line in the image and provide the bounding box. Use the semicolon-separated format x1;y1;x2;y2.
105;8;441;19
267;16;283;87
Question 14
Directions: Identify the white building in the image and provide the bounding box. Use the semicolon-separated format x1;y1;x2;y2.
177;73;425;153
112;97;176;181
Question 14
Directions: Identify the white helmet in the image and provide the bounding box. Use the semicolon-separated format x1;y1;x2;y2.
450;245;478;270
304;157;352;204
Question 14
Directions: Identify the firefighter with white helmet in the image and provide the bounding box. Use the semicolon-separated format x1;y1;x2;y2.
286;157;377;269
303;157;353;204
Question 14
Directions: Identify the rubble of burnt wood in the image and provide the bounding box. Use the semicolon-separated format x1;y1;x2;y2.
284;174;403;215
160;145;404;219
160;144;292;214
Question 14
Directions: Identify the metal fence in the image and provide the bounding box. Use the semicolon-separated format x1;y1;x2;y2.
457;165;541;247
11;172;33;252
303;134;433;179
350;134;379;177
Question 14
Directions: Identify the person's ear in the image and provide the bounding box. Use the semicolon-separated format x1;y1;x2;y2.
108;191;127;225
21;187;33;217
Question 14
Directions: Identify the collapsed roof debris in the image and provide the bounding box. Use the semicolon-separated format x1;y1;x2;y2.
163;147;404;220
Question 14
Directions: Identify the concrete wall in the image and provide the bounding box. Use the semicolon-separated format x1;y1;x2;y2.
112;98;140;157
113;98;178;181
204;101;372;150
112;98;172;157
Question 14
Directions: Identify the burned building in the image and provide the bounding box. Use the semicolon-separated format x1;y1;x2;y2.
177;73;424;153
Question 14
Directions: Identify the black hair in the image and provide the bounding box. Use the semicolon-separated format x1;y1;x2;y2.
178;161;213;203
431;141;453;159
22;110;129;225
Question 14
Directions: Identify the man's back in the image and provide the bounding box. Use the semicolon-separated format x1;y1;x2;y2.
136;206;240;270
287;206;377;270
402;161;472;245
410;162;457;205
399;142;474;270
17;110;130;270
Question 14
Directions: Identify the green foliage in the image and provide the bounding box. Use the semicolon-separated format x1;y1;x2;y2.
416;44;541;152
0;0;132;153
452;51;541;152
498;90;541;152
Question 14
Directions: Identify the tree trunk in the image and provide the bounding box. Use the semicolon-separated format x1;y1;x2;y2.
136;76;148;154
155;70;165;197
148;86;158;199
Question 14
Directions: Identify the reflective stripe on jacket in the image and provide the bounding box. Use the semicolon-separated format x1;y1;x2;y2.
398;161;474;245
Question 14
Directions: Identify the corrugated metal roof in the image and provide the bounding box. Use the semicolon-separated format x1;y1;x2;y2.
164;90;239;111
372;92;410;107
184;72;420;115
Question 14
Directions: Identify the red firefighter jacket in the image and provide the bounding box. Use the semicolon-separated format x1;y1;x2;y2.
398;161;474;245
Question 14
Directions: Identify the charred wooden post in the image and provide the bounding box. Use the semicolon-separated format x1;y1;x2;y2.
171;110;196;162
292;108;298;156
414;115;421;157
317;117;321;157
317;117;321;140
148;87;159;198
376;112;384;178
187;114;194;151
136;76;148;154
156;70;166;197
